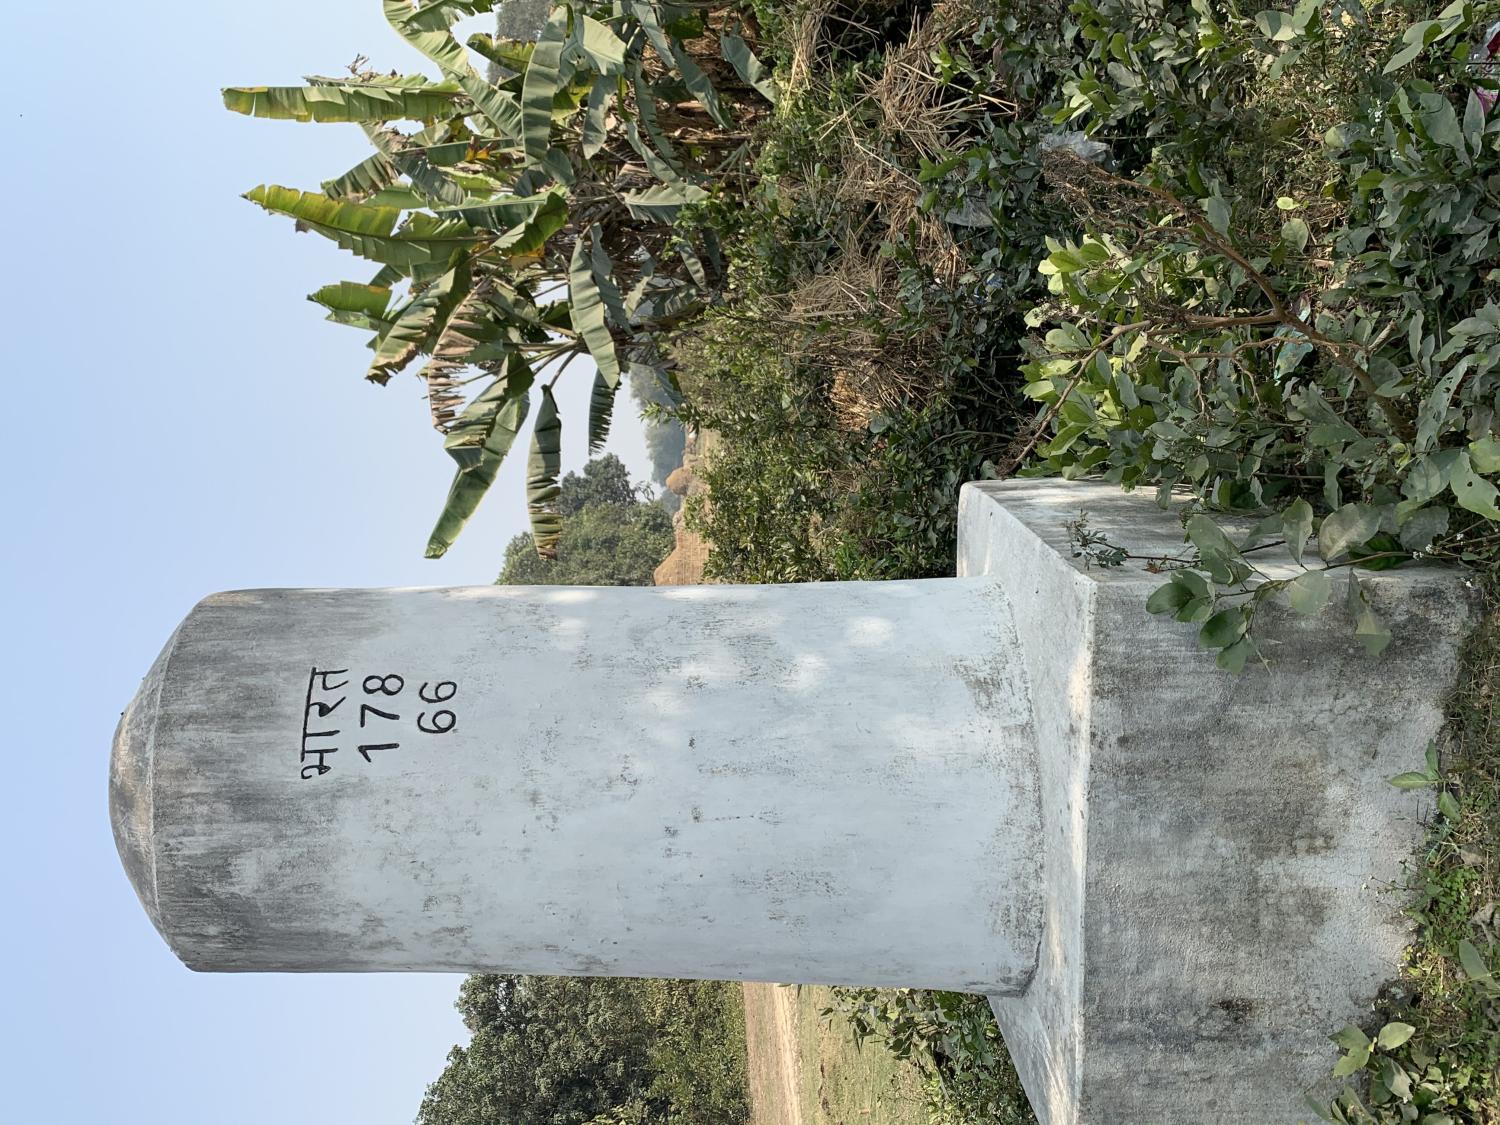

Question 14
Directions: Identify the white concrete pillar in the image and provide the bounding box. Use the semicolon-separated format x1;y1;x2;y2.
111;579;1042;992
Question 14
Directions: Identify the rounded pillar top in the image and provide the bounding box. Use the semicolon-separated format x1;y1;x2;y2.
109;623;180;941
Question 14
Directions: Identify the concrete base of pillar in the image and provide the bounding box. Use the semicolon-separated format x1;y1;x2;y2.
960;481;1475;1124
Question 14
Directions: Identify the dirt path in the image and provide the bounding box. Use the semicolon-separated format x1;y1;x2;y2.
743;982;804;1125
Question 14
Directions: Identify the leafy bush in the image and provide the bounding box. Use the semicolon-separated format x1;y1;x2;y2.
827;987;1034;1125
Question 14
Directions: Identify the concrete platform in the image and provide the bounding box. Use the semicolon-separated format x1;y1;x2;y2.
960;481;1475;1124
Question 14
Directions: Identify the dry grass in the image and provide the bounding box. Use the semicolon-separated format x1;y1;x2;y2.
758;0;1013;427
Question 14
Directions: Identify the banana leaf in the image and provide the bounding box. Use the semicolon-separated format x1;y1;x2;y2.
629;1;731;128
323;150;401;199
621;181;708;221
467;34;534;84
245;185;479;269
384;0;476;77
588;227;630;327
581;80;613;158
526;385;564;558
366;265;468;384
459;72;524;140
574;15;628;76
223;81;460;123
426;359;535;557
493;190;569;256
522;11;570;164
721;32;777;104
309;281;394;319
569;236;621;450
365;124;470;206
403;0;497;31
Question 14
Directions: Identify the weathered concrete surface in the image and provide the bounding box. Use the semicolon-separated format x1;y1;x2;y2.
960;481;1476;1124
112;479;1478;1124
111;580;1042;991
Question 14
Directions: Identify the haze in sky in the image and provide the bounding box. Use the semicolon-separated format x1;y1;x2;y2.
1;4;653;1122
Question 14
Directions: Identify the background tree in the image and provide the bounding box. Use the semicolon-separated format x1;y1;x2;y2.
417;975;658;1125
418;974;747;1125
628;369;687;514
497;454;673;585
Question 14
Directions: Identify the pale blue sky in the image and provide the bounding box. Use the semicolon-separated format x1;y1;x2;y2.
1;4;651;1122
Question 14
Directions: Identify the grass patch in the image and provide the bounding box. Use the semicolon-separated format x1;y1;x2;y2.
794;985;929;1125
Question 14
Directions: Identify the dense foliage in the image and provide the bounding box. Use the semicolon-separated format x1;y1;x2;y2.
417;975;748;1125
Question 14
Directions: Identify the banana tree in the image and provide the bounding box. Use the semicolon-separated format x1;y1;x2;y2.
226;0;774;558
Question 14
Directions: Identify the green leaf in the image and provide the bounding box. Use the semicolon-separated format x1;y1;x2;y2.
1470;437;1500;474
366;266;468;384
1255;10;1299;41
1202;196;1231;235
1318;504;1380;561
1457;938;1493;984
1331;1049;1368;1079
1403;450;1462;503
1281;216;1310;252
1355;604;1392;656
522;11;569;164
467;34;534;79
631;1;732;130
575;15;628;75
492;190;569;256
323;150;402;200
1398;506;1448;552
671;45;732;129
1387;771;1435;790
458;72;524;139
1186;513;1239;561
1383;18;1457;75
1199;607;1249;650
1449;452;1500;520
1283;498;1314;564
588;228;630;327
1376;1022;1415;1050
581;78;612;158
721;31;777;103
363;123;470;207
1147;580;1193;614
402;0;497;32
308;281;393;320
1283;570;1331;615
1217;636;1255;672
384;0;476;76
587;369;620;455
527;385;564;559
569;235;621;450
244;184;478;269
223;80;461;123
1331;1023;1371;1052
621;182;709;221
1380;1056;1412;1101
1438;789;1461;821
427;361;534;556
